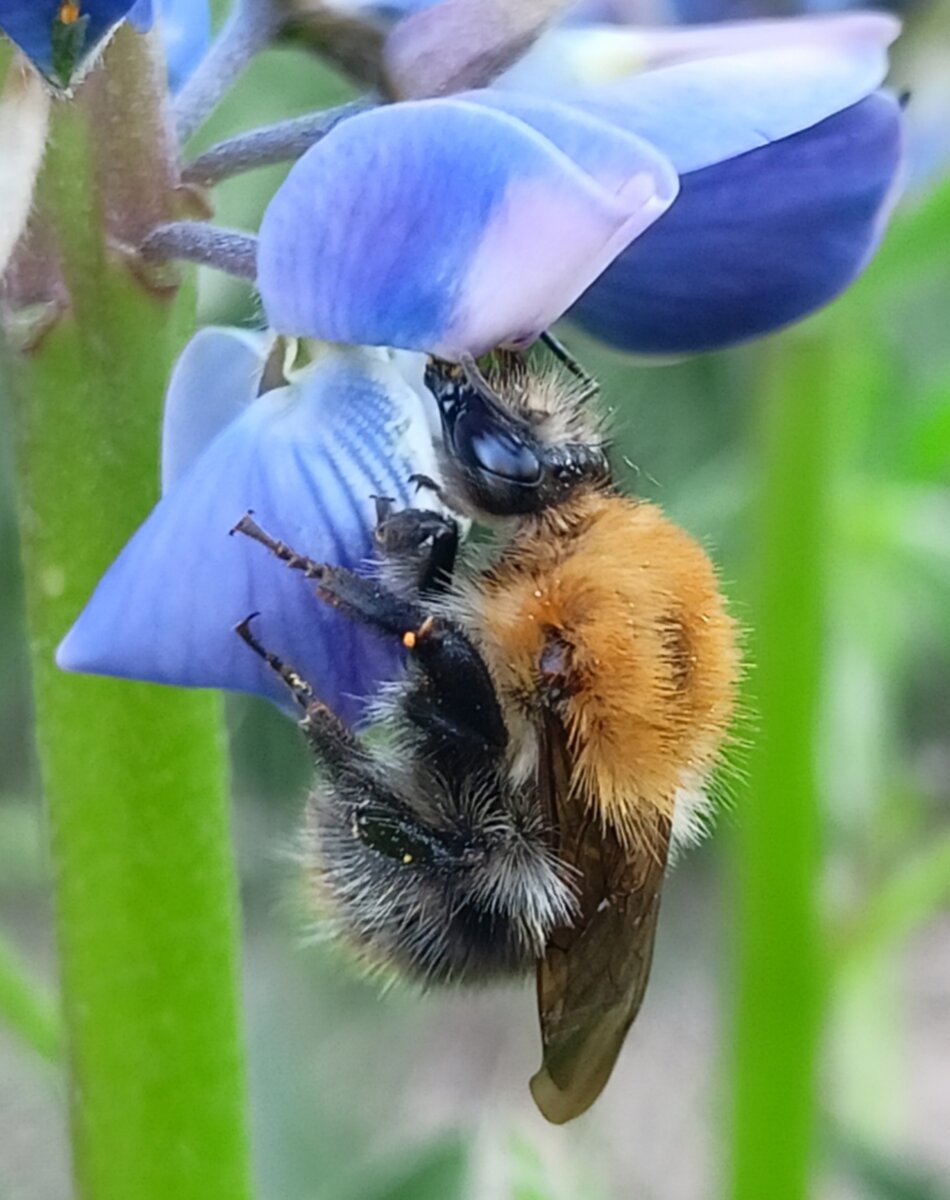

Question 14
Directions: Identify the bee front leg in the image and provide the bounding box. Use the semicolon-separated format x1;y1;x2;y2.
373;498;459;599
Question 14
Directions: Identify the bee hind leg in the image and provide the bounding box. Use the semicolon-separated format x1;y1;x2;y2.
234;612;316;712
233;612;363;768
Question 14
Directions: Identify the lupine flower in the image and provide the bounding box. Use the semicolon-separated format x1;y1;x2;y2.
57;332;446;720
258;12;903;358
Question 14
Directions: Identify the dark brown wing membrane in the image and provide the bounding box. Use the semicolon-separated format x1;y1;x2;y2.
531;714;672;1124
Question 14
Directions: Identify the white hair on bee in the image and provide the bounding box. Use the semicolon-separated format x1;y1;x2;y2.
669;774;717;863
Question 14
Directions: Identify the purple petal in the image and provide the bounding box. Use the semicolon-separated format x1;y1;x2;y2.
57;347;443;723
568;92;903;356
257;98;677;359
126;0;153;30
506;13;899;173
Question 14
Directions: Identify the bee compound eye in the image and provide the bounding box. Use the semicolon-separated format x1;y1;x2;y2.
454;413;542;485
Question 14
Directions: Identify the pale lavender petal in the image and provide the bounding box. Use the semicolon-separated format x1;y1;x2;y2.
504;12;899;172
504;13;900;93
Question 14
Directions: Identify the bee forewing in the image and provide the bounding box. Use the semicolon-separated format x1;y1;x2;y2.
531;863;664;1123
533;714;671;1123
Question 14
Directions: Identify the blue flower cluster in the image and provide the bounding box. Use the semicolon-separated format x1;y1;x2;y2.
21;4;904;718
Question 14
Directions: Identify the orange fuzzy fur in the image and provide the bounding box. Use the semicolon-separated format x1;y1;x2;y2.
471;490;739;845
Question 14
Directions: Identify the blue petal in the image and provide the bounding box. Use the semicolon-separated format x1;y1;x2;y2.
567;93;903;356
257;98;677;359
126;0;153;31
508;13;898;173
160;326;275;492
0;1;139;86
57;347;443;723
152;0;209;92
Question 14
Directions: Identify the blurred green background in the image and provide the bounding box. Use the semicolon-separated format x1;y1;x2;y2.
1;7;949;1200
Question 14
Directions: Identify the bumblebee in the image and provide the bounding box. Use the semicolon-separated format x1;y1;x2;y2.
234;346;739;1123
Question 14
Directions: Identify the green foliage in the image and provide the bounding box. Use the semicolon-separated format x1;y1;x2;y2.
356;1138;469;1200
0;929;61;1063
727;333;832;1200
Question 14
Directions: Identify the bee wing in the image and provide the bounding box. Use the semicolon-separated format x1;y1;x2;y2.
531;715;671;1124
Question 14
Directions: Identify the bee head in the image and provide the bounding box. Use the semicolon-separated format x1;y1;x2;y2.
425;356;609;518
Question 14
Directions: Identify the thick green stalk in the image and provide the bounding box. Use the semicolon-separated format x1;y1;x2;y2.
728;333;831;1200
7;28;251;1200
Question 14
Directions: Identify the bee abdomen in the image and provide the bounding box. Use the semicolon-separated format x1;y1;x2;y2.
304;773;576;985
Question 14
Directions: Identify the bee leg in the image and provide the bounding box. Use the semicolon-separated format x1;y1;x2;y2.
231;512;328;581
316;567;507;754
234;612;317;712
232;512;505;750
374;501;459;597
408;472;446;503
233;613;373;776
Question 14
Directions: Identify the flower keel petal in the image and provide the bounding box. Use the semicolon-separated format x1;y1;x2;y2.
568;93;904;356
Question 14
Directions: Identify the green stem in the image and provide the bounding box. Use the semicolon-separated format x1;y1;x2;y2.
838;829;950;970
7;29;252;1200
0;928;62;1063
728;333;831;1200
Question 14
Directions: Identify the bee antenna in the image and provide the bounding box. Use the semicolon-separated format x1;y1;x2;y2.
538;331;599;401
